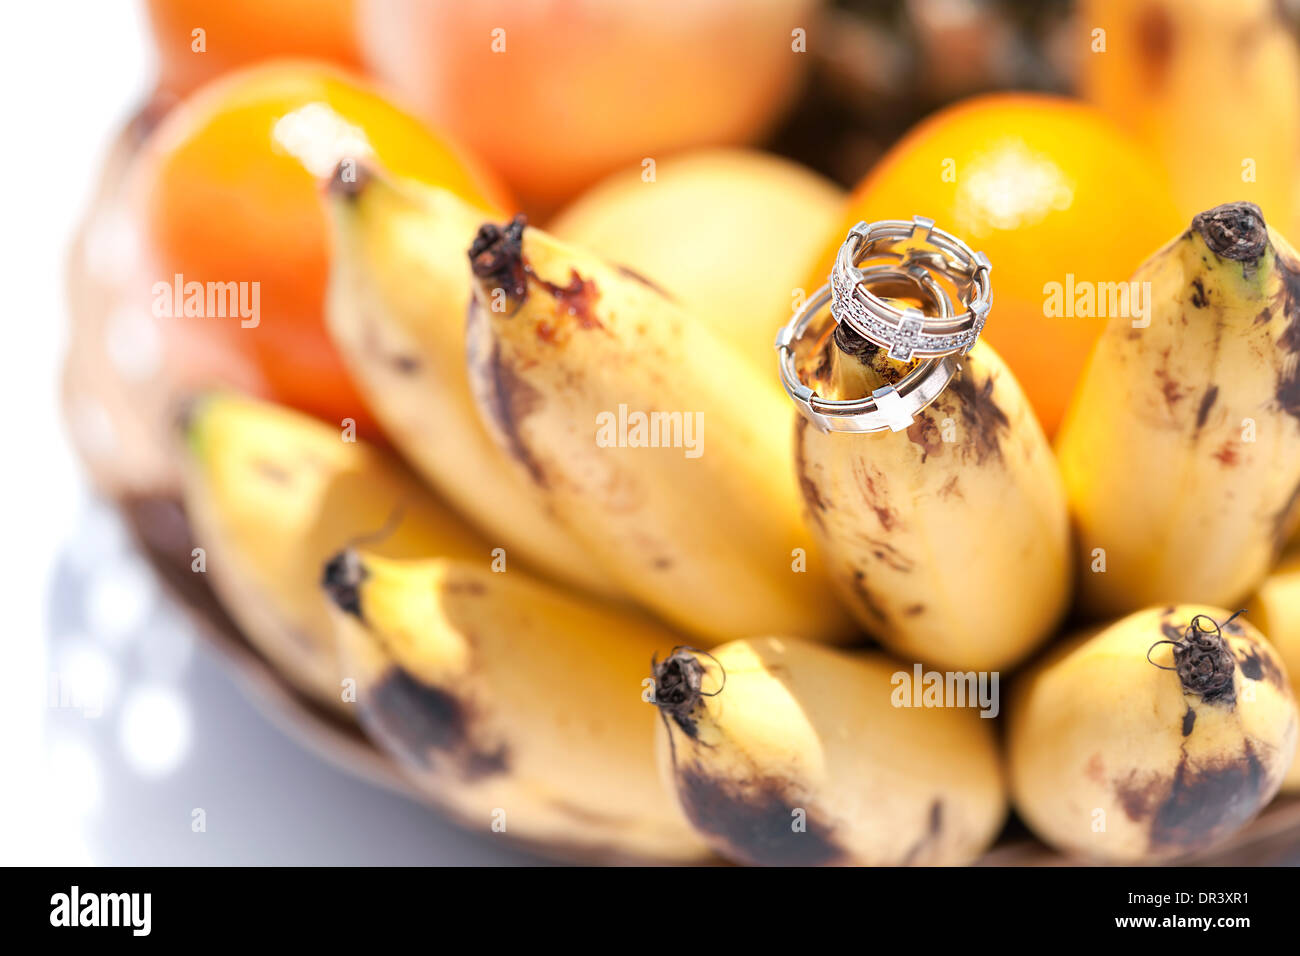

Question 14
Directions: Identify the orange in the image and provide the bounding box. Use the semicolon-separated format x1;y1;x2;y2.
357;0;814;207
134;61;511;434
146;0;365;97
811;93;1183;437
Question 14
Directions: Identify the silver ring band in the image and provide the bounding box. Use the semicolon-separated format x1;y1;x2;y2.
776;283;960;434
830;215;991;361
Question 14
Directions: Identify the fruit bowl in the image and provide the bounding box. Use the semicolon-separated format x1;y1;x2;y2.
65;103;1300;866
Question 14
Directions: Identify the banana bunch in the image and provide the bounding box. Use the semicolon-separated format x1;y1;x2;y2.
1009;606;1296;862
172;158;1300;866
794;329;1071;671
1057;202;1300;618
322;549;710;863
651;638;1006;865
177;393;486;710
322;164;612;597
462;214;853;644
178;393;709;862
1245;550;1300;792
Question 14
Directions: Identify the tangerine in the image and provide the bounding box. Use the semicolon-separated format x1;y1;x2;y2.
134;61;510;433
810;93;1183;436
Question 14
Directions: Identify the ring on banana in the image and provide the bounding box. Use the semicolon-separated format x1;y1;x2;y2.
831;215;992;361
776;267;959;434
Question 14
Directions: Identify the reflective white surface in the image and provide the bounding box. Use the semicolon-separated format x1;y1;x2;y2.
42;497;545;865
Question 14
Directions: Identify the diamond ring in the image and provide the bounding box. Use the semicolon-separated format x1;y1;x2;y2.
830;216;991;362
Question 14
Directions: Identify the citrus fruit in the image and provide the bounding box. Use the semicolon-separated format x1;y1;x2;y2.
133;61;510;433
810;93;1183;436
146;0;364;97
357;0;816;206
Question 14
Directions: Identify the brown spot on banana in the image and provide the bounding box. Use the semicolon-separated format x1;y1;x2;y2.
1148;746;1266;853
793;415;829;523
1194;385;1218;430
1189;278;1209;308
674;767;845;866
1154;347;1187;413
865;538;914;573
464;300;549;489
906;413;944;462
366;667;510;781
1234;643;1289;693
947;370;1008;465
1212;442;1239;466
848;569;893;631
1115;769;1163;823
613;262;673;301
321;551;508;781
852;460;899;532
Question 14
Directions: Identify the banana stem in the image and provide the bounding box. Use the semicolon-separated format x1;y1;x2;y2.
1191;202;1267;262
1148;611;1242;704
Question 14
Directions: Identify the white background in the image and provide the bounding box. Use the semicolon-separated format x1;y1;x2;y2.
0;1;535;866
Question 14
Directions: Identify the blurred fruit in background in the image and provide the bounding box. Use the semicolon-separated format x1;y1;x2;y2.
1079;0;1300;236
549;149;845;374
357;0;821;208
146;0;365;97
131;61;510;435
811;92;1182;436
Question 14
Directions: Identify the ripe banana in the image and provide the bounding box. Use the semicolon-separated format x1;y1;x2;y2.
1079;0;1300;233
463;215;854;644
321;549;710;863
651;637;1006;865
1008;605;1297;863
321;164;612;597
178;393;486;710
794;327;1070;671
1056;202;1300;618
1244;549;1300;792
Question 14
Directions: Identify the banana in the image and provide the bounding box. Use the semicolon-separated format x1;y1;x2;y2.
1008;605;1297;863
462;215;854;644
1079;0;1300;233
178;393;487;710
651;638;1006;865
321;549;711;863
1056;202;1300;618
321;164;613;597
1244;549;1300;791
793;327;1070;671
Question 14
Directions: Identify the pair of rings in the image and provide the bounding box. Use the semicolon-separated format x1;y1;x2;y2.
775;215;992;434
